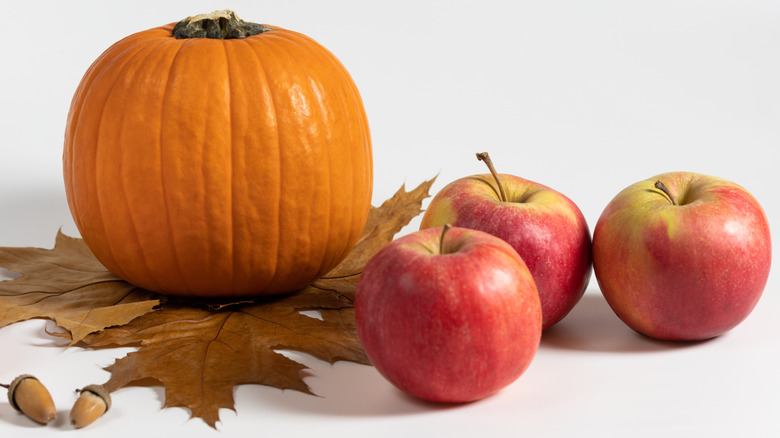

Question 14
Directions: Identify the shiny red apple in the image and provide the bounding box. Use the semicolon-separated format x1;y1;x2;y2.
355;226;542;403
419;153;592;329
593;172;772;341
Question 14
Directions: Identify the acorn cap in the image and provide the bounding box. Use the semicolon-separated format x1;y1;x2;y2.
7;374;37;412
79;384;111;411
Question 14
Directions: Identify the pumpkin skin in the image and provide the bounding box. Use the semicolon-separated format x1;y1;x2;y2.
63;21;373;297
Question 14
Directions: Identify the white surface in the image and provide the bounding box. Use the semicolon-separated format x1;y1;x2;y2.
1;0;778;436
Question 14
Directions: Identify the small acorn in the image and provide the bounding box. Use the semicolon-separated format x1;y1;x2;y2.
70;384;111;429
4;374;57;425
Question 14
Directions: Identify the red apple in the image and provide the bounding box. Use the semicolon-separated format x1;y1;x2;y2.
419;153;592;330
355;226;542;403
593;172;772;341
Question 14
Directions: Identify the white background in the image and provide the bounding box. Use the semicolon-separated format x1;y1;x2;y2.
1;0;778;436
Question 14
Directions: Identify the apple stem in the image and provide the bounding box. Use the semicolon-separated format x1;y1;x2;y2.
654;180;676;205
439;224;452;254
476;152;508;203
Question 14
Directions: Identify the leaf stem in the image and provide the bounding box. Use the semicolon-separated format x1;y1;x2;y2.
654;180;676;205
476;152;507;202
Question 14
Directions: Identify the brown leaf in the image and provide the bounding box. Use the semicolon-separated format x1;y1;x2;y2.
0;231;160;343
320;175;436;280
76;177;436;428
88;290;361;427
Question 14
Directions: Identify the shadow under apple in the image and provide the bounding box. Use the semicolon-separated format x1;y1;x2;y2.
238;350;466;419
541;291;713;353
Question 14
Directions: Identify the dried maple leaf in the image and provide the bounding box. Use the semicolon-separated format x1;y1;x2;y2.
312;176;436;292
76;177;436;428
0;231;160;343
86;289;362;427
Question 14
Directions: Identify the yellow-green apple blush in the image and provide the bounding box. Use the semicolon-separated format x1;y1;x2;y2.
593;172;772;341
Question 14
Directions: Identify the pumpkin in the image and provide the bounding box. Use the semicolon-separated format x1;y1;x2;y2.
63;10;373;297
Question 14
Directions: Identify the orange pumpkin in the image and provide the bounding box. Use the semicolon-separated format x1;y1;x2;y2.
63;11;373;297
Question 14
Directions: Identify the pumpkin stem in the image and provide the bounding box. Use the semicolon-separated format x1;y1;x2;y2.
173;10;272;39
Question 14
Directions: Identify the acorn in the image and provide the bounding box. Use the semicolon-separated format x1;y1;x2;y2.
4;374;57;425
70;384;111;429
